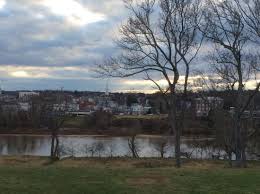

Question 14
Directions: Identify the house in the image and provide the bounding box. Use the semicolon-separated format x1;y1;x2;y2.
143;99;152;114
0;94;17;102
143;105;152;114
0;102;19;113
131;103;144;115
79;101;96;111
67;103;79;112
194;97;224;117
19;102;30;111
53;103;66;112
19;91;39;101
117;105;129;114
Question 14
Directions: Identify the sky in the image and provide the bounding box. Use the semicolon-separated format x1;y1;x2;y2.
0;0;145;92
0;0;258;93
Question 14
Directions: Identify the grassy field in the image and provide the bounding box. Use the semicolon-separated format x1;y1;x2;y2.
0;157;259;194
63;114;168;128
63;116;85;128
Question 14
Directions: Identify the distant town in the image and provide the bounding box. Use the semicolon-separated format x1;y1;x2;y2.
1;88;260;118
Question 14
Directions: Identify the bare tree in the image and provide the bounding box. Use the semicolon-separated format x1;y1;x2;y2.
153;137;169;158
106;142;116;157
235;0;260;71
84;142;106;157
201;0;260;167
97;0;203;167
42;91;69;161
211;109;235;166
235;0;260;38
47;112;67;160
128;134;140;158
59;142;79;158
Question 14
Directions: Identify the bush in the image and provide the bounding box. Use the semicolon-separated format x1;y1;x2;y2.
83;111;113;130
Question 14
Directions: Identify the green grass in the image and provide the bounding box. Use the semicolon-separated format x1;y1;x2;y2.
114;114;168;120
63;117;85;128
0;157;259;194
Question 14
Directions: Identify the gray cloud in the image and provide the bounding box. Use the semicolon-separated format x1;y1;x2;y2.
0;0;234;93
0;0;134;91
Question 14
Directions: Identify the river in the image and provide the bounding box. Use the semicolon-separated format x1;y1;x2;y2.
0;135;259;160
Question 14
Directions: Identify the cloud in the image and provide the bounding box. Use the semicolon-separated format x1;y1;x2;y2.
0;0;5;9
0;65;91;79
0;0;131;91
10;71;31;78
1;0;257;93
39;0;106;26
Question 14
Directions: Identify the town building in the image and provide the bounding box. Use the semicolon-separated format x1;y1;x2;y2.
194;97;224;117
19;91;39;101
18;102;30;111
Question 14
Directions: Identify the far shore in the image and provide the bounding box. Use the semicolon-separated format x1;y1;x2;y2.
0;132;215;140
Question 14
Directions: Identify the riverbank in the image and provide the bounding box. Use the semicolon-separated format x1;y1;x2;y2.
0;127;162;136
0;127;213;136
0;156;259;194
0;128;133;136
0;114;213;136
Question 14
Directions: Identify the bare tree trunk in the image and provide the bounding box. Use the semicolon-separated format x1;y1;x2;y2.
233;110;242;167
175;124;181;168
176;65;189;167
169;89;181;168
50;134;55;157
54;135;59;158
160;150;164;158
241;120;248;168
234;67;244;167
50;129;59;160
128;134;139;158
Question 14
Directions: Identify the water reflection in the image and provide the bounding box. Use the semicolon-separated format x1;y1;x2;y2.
0;135;258;160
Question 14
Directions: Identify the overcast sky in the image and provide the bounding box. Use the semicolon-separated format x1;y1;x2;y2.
0;0;145;92
0;0;257;93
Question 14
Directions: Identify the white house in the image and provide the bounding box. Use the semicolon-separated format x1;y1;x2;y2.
131;103;144;115
53;103;66;112
67;103;80;112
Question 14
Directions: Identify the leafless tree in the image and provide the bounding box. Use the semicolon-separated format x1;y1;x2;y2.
211;109;235;166
84;142;105;157
128;134;140;158
106;142;116;157
59;142;79;158
97;0;203;167
83;144;95;157
235;0;260;38
48;113;67;160
94;142;105;157
235;0;260;71
201;0;260;167
153;137;169;158
42;91;69;161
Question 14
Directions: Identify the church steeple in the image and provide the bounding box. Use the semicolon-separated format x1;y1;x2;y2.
105;80;109;96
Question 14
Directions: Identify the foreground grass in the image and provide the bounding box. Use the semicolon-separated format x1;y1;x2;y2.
0;157;259;194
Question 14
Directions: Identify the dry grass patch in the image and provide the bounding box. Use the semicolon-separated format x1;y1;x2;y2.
0;156;49;166
126;174;169;187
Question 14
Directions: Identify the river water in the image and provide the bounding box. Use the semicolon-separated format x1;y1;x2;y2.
0;135;259;160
